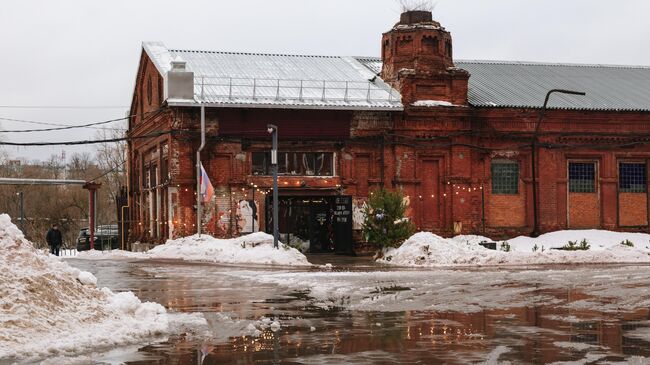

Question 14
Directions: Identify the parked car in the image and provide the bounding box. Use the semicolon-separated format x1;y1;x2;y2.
76;225;119;251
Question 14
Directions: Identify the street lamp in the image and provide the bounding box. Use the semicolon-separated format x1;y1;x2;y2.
267;124;279;249
531;89;586;237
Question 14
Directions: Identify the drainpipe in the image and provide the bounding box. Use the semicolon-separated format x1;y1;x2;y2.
531;89;585;237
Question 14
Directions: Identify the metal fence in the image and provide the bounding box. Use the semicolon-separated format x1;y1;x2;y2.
195;76;400;103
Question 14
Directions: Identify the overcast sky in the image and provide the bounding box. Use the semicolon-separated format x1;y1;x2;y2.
1;0;649;162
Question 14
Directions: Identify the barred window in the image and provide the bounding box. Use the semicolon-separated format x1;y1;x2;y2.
252;152;334;176
569;162;596;193
619;163;647;193
491;161;519;194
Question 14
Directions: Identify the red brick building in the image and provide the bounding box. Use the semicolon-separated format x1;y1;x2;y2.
127;10;650;251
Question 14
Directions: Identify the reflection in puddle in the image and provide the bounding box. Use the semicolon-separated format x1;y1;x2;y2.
62;260;650;364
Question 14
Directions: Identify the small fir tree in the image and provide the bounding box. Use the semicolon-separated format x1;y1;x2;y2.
362;189;415;248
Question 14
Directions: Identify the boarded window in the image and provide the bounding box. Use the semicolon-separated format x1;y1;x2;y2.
491;161;519;194
252;152;334;176
619;162;647;193
569;162;596;193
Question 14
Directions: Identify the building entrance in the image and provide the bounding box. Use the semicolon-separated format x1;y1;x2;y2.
266;195;353;254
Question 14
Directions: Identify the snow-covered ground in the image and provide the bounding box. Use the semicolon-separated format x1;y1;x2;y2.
0;214;205;362
379;230;650;267
74;232;311;266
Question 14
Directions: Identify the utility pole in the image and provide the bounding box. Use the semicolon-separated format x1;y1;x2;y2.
267;124;279;249
531;89;586;237
17;192;24;233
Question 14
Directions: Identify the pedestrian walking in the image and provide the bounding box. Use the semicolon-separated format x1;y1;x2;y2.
46;223;63;256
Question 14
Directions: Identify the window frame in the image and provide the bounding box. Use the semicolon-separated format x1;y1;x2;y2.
491;159;520;195
568;161;597;193
619;161;647;193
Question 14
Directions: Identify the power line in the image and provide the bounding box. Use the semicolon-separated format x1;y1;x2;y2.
0;130;172;146
0;117;127;133
0;108;163;133
0;117;125;131
0;105;128;109
90;159;127;182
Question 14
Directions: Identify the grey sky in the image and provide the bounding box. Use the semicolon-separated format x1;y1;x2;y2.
1;0;649;161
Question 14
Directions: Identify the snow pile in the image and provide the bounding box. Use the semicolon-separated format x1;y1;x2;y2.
147;232;311;266
379;230;650;267
75;249;145;261
0;214;169;361
412;100;454;107
505;229;650;252
74;232;311;266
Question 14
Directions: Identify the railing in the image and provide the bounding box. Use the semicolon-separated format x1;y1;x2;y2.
194;76;401;104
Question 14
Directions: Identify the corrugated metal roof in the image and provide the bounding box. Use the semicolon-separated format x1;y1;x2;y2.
354;57;650;111
143;42;402;111
144;42;650;112
457;60;650;111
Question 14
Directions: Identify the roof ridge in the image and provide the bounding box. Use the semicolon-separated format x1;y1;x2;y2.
456;59;650;70
170;48;341;59
351;56;650;70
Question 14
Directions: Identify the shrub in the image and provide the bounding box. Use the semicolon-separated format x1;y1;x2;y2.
562;239;590;251
532;244;538;252
362;189;415;248
621;239;635;247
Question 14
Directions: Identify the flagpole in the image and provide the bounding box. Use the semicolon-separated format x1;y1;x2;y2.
197;79;206;237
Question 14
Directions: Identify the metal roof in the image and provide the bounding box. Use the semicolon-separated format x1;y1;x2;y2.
144;42;650;112
143;42;402;111
355;57;650;111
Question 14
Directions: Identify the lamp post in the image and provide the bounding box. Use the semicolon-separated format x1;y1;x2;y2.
531;89;586;237
267;124;279;249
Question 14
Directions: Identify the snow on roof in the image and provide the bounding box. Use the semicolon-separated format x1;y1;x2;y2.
144;42;650;112
143;42;402;111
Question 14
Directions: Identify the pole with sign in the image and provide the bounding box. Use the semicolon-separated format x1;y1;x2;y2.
267;124;279;249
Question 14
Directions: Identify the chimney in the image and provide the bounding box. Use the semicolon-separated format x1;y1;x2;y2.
380;10;469;106
167;57;194;100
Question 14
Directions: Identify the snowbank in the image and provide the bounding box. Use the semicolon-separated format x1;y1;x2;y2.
0;214;171;361
75;232;311;267
148;232;310;266
379;230;650;267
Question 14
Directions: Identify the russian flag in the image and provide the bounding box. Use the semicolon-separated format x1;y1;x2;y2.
200;163;214;203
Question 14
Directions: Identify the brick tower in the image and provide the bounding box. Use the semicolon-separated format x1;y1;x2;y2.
381;10;469;106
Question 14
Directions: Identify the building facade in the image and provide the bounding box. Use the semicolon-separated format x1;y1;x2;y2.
127;10;650;251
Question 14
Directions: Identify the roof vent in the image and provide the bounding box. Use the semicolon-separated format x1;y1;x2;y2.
170;56;187;71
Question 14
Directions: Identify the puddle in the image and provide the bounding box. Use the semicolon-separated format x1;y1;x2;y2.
45;259;650;364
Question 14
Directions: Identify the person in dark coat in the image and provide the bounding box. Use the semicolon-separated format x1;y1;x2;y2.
46;223;63;256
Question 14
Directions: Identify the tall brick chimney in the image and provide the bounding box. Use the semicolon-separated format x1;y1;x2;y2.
381;10;469;106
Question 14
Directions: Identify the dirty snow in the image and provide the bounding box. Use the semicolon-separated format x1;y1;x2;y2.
0;214;184;362
225;264;650;315
74;232;311;266
379;231;650;267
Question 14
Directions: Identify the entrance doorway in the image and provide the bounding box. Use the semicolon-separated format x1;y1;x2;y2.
266;195;353;254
